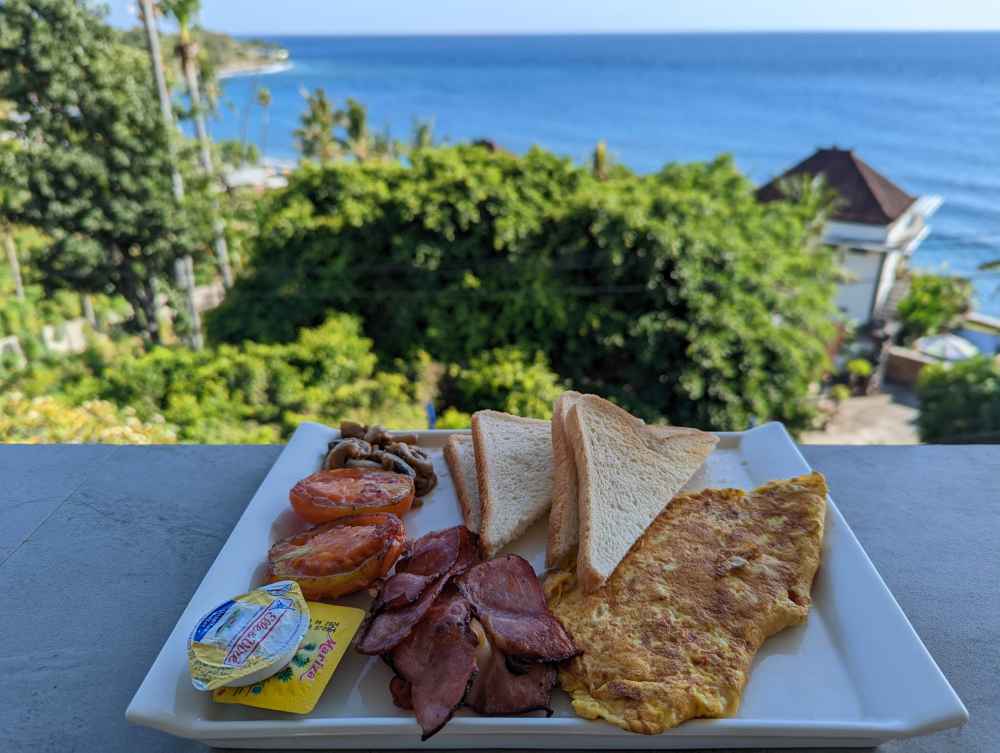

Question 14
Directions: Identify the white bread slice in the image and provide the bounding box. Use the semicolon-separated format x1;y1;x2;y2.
546;391;583;568
547;392;671;568
568;395;718;593
471;410;553;558
444;434;481;533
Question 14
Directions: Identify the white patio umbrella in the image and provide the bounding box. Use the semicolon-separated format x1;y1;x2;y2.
914;334;980;362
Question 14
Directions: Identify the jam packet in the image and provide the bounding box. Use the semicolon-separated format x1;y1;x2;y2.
212;601;365;714
188;581;310;691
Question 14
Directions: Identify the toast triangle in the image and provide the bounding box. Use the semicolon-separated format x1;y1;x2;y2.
471;410;553;558
568;395;717;593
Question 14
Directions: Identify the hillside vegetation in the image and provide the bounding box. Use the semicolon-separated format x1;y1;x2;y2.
209;145;837;431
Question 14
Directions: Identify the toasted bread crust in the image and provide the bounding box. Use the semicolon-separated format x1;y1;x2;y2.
546;391;583;568
444;434;477;532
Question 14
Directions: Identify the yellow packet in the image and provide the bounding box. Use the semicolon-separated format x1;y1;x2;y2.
212;602;365;714
188;581;310;691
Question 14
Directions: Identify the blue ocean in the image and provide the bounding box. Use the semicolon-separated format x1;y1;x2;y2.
210;33;1000;315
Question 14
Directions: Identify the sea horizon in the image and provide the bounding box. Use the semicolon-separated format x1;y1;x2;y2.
230;30;1000;38
209;31;1000;315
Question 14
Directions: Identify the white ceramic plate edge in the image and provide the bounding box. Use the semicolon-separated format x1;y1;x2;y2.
126;421;968;748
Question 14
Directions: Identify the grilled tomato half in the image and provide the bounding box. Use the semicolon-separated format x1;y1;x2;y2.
289;468;414;524
267;513;406;600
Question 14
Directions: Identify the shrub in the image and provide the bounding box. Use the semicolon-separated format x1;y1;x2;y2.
440;347;564;419
846;359;872;378
4;314;428;442
897;274;972;342
209;146;836;431
435;407;471;429
917;356;1000;443
830;384;852;403
0;391;177;444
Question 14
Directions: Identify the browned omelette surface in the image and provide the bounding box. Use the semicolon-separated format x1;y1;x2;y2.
545;472;827;734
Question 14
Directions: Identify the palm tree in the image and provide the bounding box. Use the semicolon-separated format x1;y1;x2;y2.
591;140;610;180
160;0;234;289
256;86;272;156
138;0;202;347
139;0;184;202
342;98;370;162
411;119;434;152
294;88;339;164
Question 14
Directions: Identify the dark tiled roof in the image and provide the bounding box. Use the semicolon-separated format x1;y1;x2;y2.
756;148;917;226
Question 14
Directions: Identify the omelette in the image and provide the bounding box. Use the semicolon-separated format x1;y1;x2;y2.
545;472;827;734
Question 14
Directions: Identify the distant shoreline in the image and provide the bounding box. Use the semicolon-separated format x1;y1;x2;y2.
218;61;293;80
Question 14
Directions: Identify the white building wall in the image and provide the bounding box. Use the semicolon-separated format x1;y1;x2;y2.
824;220;888;245
835;249;883;323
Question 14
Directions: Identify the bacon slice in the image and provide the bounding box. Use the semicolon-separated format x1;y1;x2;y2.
372;571;436;613
359;527;482;653
465;637;556;716
357;573;450;655
396;525;479;578
457;554;580;663
388;589;478;740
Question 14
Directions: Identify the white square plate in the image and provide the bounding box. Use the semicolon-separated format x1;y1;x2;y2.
127;422;967;749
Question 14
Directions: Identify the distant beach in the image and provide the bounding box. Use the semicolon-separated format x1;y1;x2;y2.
218;61;293;80
210;33;1000;316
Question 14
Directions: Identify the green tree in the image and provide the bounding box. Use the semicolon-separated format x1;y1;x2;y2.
209;146;837;431
440;347;564;419
138;0;202;348
342;98;371;162
256;86;272;155
591;140;611;180
896;273;972;343
160;0;234;289
412;119;434;152
295;88;339;164
917;356;1000;443
0;0;211;344
218;140;261;169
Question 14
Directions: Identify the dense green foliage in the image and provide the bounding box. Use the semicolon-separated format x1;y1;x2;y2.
440;347;564;420
3;314;427;442
917;356;1000;443
897;273;972;343
0;391;177;444
0;0;211;343
295;89;340;163
209;146;837;430
294;90;398;163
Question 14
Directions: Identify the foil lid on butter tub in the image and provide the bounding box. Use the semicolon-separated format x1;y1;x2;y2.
188;581;310;691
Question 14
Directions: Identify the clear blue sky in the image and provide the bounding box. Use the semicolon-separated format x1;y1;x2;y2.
106;0;1000;35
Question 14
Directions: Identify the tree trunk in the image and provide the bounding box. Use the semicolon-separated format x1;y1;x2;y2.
175;255;204;350
81;294;97;328
260;108;269;156
3;230;24;301
117;255;161;346
139;0;183;203
180;42;234;290
138;2;203;350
